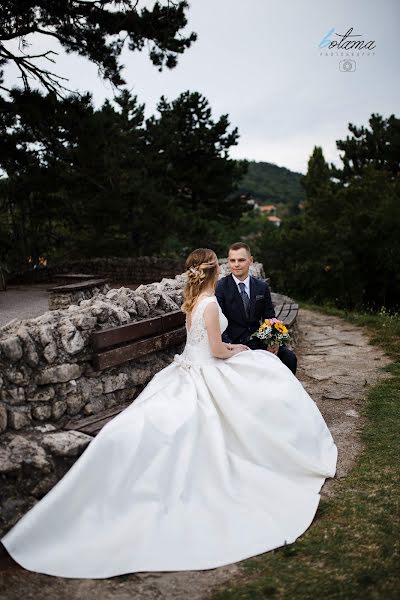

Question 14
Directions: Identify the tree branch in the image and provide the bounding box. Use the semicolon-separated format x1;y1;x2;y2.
0;43;72;98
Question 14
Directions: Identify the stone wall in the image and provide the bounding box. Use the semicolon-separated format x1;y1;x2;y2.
8;256;185;285
0;261;265;435
48;281;111;311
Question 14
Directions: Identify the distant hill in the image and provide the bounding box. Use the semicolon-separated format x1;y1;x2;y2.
237;160;305;207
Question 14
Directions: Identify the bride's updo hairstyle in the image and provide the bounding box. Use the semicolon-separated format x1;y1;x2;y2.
182;248;219;313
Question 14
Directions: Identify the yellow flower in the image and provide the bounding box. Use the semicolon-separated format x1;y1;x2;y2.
259;319;271;331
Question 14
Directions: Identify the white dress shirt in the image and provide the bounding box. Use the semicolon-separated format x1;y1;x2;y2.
232;274;250;298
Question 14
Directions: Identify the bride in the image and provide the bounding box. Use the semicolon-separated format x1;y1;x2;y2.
1;248;337;579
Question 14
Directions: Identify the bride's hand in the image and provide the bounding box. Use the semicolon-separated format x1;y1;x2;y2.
230;344;250;354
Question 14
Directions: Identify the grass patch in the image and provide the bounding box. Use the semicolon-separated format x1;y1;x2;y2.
212;305;400;600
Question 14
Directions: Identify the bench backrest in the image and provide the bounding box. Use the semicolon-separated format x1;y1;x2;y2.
91;310;186;370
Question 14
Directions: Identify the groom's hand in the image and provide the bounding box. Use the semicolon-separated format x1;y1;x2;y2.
267;344;279;355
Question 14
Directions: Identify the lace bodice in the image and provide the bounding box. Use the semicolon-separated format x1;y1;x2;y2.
174;296;228;367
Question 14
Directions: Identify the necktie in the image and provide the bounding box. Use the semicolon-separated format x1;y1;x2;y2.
238;282;250;318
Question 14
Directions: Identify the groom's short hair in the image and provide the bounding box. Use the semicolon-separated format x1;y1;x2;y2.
228;242;252;256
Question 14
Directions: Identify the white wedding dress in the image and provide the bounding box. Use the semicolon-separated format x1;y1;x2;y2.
1;296;337;578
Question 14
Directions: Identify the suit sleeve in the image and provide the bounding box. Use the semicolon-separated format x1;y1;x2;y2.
262;281;276;319
215;280;232;343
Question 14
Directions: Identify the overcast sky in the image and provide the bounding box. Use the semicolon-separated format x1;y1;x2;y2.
4;0;399;173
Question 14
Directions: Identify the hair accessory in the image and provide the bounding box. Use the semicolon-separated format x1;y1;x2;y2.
189;266;199;274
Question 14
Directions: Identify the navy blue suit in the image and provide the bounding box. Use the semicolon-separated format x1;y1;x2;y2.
215;274;297;375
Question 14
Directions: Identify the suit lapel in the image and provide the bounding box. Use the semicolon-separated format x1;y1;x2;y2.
249;275;257;320
228;274;248;322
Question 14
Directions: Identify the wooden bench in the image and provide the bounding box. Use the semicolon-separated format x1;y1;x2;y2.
274;303;299;328
53;273;97;284
63;298;299;436
47;278;109;293
91;310;186;371
47;278;110;310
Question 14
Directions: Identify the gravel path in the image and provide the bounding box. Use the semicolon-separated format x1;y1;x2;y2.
0;285;50;327
0;308;391;599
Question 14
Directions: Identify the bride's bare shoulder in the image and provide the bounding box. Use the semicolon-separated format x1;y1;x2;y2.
203;299;219;320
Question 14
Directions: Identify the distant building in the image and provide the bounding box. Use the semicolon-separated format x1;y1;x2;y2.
259;204;276;214
240;194;260;211
267;215;282;227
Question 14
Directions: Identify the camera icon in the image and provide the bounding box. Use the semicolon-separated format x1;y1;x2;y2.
339;59;356;72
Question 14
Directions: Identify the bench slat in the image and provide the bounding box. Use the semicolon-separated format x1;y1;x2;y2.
93;334;165;370
54;273;96;280
163;311;186;331
278;308;290;319
91;310;185;351
284;309;299;327
93;326;187;370
92;316;163;351
64;401;132;431
79;414;120;436
47;278;108;292
162;326;187;347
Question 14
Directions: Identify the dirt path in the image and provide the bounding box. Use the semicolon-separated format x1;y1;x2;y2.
0;285;50;327
0;308;391;599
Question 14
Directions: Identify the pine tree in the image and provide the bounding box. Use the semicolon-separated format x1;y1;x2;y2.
0;1;196;97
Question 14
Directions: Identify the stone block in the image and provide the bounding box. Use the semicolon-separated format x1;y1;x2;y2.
66;393;87;415
43;341;58;363
42;431;93;457
133;295;150;317
16;326;39;366
36;363;83;385
27;386;55;403
0;434;52;473
83;397;106;415
0;336;23;362
51;400;67;420
103;373;128;394
3;368;30;385
0;403;7;432
1;387;26;405
32;404;52;421
59;319;85;354
6;406;32;430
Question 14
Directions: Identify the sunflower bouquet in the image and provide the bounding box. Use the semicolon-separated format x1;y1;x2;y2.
250;318;291;348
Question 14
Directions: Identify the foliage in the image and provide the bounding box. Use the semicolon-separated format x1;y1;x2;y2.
237;160;305;212
0;0;207;268
0;89;249;267
258;114;400;310
330;113;400;183
0;1;196;97
145;91;249;253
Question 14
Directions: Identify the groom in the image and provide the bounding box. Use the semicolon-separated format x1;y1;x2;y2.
215;242;297;375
